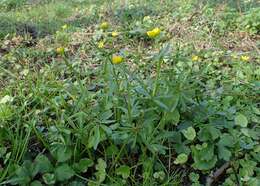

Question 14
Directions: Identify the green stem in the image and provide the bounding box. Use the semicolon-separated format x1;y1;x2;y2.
152;60;163;97
109;142;127;172
32;122;50;151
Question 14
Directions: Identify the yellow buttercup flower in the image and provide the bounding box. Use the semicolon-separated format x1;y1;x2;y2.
56;47;65;55
112;55;123;64
241;55;250;62
147;27;161;38
100;22;109;30
98;41;104;48
62;24;68;30
192;55;200;62
112;31;119;37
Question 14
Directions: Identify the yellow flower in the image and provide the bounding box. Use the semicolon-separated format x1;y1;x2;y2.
241;55;250;62
100;22;109;30
112;55;123;64
98;41;104;48
192;55;200;61
56;47;65;55
62;24;68;30
112;31;119;37
147;27;161;38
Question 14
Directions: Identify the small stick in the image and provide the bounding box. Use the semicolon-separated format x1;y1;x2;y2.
206;162;230;186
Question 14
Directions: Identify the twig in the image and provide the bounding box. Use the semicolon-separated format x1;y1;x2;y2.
206;162;230;186
187;11;201;22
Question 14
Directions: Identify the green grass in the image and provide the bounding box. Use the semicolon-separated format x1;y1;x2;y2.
0;0;259;185
0;0;104;38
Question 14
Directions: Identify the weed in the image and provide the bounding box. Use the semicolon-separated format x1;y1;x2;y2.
0;0;259;185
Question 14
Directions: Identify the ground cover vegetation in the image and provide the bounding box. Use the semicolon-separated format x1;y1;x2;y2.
0;0;259;185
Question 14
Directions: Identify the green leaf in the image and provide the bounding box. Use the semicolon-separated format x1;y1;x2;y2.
198;126;220;142
182;127;196;141
153;43;171;61
105;145;119;157
153;99;169;111
148;144;167;155
189;172;199;182
95;158;107;183
96;158;107;171
34;154;53;175
14;161;33;184
100;110;113;122
199;143;214;161
55;164;75;181
235;113;248;127
88;126;100;150
42;173;55;185
13;176;31;185
192;155;217;171
155;131;181;143
163;109;180;126
252;107;260;115
30;180;43;186
191;143;217;170
153;171;165;181
240;128;259;140
154;94;179;112
247;178;259;186
51;145;72;163
218;133;234;147
69;181;85;186
239;159;256;177
0;105;13;121
217;133;234;160
218;145;232;161
173;143;191;154
73;158;94;173
174;153;188;164
0;147;7;158
0;95;13;104
115;165;130;179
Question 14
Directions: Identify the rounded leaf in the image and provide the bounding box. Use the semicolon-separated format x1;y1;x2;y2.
235;113;248;127
55;164;74;181
115;165;130;179
182;127;196;141
174;153;188;164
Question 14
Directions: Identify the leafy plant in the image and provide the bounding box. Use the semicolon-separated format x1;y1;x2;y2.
0;0;259;185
